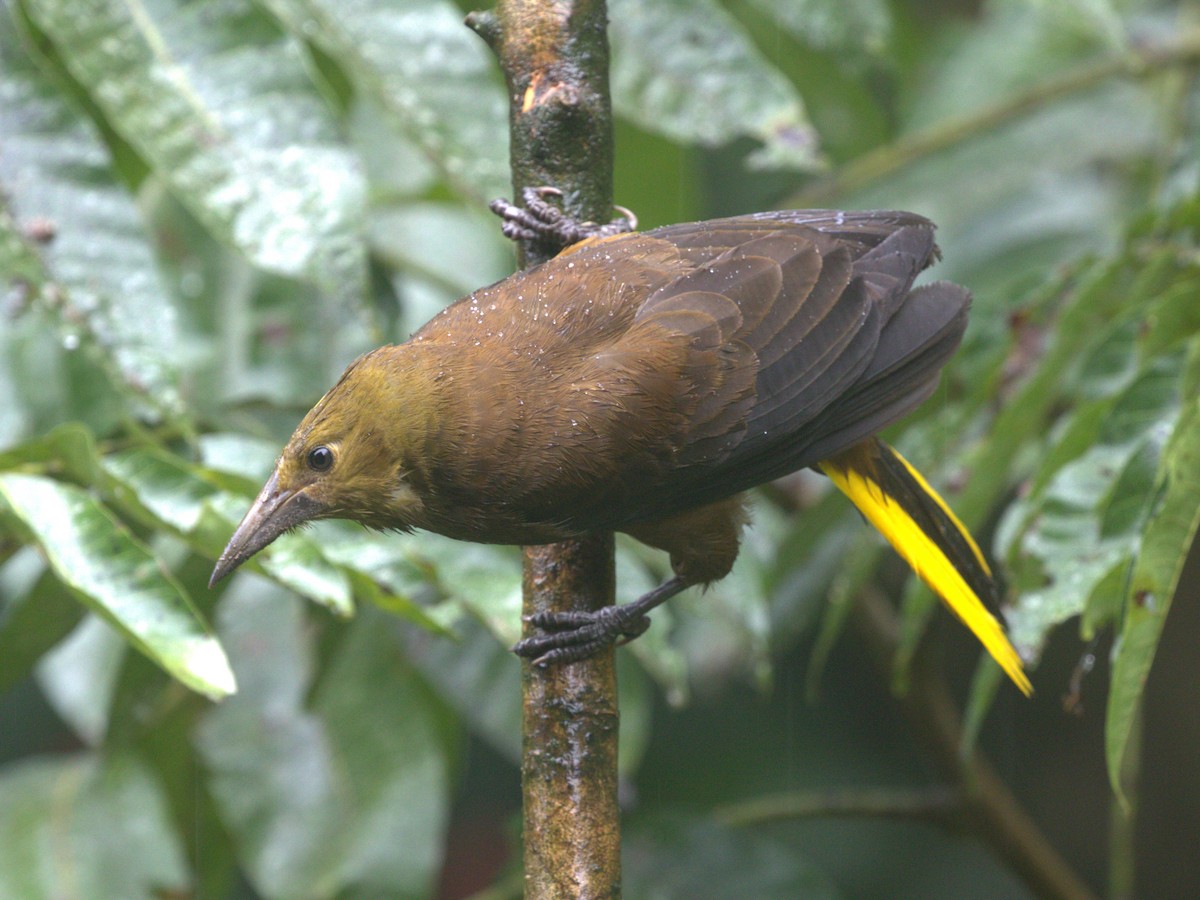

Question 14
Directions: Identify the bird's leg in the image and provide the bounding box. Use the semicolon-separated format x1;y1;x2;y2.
489;186;637;247
512;575;689;666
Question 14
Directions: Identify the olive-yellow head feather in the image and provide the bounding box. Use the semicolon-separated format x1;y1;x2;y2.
209;348;431;585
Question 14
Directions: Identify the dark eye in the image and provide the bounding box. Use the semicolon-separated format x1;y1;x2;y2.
307;446;334;471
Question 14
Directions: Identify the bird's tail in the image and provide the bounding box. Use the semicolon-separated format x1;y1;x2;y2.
819;438;1032;695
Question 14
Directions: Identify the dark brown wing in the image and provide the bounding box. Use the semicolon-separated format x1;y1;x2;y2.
414;210;968;535
580;210;969;526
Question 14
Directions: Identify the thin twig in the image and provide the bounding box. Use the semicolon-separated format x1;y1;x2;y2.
468;3;622;898
715;785;960;829
852;587;1097;900
793;32;1200;207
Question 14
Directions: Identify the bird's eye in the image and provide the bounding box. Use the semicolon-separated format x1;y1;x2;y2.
307;446;334;471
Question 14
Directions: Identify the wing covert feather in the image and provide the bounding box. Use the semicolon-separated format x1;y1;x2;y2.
450;209;968;530
577;210;967;524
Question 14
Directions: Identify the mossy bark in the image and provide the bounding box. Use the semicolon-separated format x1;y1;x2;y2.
468;3;622;896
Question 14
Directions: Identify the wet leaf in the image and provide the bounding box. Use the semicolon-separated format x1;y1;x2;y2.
103;446;355;616
750;0;890;56
0;753;189;900
24;0;368;310
0;564;83;695
197;584;451;897
0;421;103;485
609;0;820;170
0;472;235;698
1107;340;1200;800
261;0;509;202
1001;349;1183;656
0;7;182;414
624;815;836;899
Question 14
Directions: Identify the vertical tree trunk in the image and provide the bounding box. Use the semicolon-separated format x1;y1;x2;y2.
467;3;621;896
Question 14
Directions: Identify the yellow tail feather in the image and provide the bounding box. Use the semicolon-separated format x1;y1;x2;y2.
820;444;1032;696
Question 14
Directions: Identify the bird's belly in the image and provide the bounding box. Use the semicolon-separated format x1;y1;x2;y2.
413;499;587;547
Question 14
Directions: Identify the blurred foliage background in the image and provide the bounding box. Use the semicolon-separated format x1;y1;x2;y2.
1;0;1199;896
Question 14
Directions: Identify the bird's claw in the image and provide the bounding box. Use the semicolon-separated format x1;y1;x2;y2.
490;186;636;249
512;605;651;666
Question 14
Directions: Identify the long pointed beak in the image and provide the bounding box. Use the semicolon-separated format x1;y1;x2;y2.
209;472;327;587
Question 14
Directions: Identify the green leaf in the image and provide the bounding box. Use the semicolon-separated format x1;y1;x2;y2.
368;202;515;336
623;815;837;899
0;472;235;698
197;585;451;898
249;518;355;617
0;7;182;414
749;0;890;56
0;753;189;900
609;0;819;170
406;532;523;643
1002;350;1184;654
347;94;438;200
103;445;356;616
895;251;1180;693
402;614;522;761
838;5;1164;294
0;561;84;695
1107;340;1200;799
1036;0;1127;49
261;0;510;202
103;446;227;536
23;0;367;310
0;421;103;485
198;432;279;483
35;614;127;745
311;609;453;895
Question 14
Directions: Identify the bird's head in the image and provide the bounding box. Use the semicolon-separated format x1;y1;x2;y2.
209;348;430;586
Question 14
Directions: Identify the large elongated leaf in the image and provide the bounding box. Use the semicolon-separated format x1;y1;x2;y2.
0;472;235;698
624;816;836;898
0;6;182;414
35;614;127;745
0;421;103;484
23;0;367;309
824;6;1163;299
104;443;451;627
197;585;451;898
1107;341;1200;798
1001;350;1185;652
750;0;890;56
261;0;509;202
104;445;354;616
609;0;819;170
311;608;452;894
0;753;189;900
0;567;84;696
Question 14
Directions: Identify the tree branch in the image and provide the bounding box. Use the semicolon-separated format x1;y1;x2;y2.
793;31;1200;208
467;3;621;897
715;786;960;829
852;587;1097;900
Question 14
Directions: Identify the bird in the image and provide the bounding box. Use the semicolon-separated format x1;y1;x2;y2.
210;203;1032;696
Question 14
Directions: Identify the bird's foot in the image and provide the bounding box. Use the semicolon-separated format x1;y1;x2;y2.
511;575;688;666
489;186;636;248
513;605;652;666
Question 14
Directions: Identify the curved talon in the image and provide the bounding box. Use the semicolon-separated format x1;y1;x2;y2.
528;609;602;630
512;604;653;665
490;186;637;248
511;576;689;666
531;641;609;667
613;204;638;232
